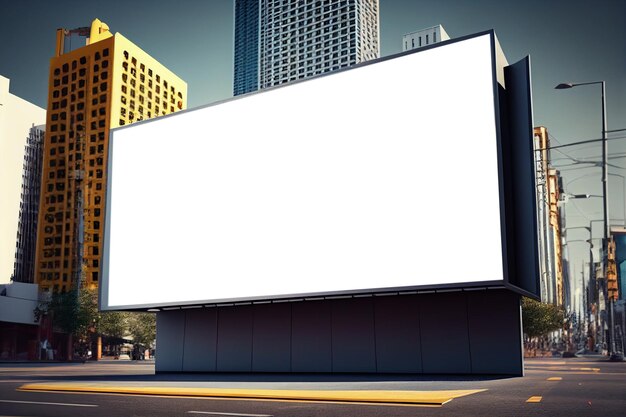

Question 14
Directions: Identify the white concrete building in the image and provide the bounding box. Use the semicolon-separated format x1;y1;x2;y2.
0;281;39;326
0;76;46;283
402;25;450;51
0;281;40;360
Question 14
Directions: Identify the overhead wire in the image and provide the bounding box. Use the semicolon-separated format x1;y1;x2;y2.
542;134;626;170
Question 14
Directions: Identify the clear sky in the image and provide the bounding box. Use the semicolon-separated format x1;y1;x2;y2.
0;0;625;291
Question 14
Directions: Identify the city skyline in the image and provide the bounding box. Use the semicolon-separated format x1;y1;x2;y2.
1;0;625;288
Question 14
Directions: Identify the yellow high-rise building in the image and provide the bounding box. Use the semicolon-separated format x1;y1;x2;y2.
35;19;187;293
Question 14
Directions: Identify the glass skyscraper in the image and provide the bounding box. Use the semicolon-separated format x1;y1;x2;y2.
234;0;379;96
234;0;260;96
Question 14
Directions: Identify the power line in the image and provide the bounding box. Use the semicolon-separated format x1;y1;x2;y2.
536;135;626;151
552;152;626;162
547;132;583;163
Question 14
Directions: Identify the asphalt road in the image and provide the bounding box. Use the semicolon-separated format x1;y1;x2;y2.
0;356;624;416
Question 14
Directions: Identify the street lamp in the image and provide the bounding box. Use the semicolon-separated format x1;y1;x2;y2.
555;82;607;250
556;80;623;360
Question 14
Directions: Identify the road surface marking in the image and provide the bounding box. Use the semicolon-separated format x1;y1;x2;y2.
547;377;562;381
18;384;486;406
0;399;98;407
187;412;273;417
526;396;542;403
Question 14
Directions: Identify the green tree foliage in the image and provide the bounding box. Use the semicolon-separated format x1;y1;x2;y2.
127;312;156;348
521;296;565;338
35;289;156;349
99;311;129;339
35;288;99;341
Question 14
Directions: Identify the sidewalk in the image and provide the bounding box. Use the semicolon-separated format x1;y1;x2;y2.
8;360;506;406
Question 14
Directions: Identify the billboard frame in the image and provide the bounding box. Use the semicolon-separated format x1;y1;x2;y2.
100;29;539;311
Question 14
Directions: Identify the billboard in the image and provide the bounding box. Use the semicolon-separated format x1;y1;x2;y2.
102;32;513;310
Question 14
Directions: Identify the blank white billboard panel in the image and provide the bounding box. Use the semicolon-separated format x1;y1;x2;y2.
103;33;505;309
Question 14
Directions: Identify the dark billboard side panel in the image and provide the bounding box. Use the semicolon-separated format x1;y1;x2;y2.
502;56;540;299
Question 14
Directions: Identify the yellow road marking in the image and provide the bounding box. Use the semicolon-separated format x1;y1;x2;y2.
526;367;601;373
18;384;486;406
547;377;562;381
18;389;445;408
526;396;542;403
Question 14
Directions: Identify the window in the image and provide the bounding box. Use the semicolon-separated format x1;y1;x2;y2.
433;31;437;42
411;38;414;48
426;34;429;44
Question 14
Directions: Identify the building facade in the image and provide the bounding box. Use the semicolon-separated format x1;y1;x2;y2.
13;125;45;284
534;126;565;306
0;76;46;284
548;167;564;306
402;24;449;52
34;19;187;293
234;0;260;95
0;282;41;360
234;0;380;95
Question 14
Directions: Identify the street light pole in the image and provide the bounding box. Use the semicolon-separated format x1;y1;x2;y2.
556;81;622;360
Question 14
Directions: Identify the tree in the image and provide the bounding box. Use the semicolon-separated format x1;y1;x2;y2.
521;296;565;338
34;288;156;359
99;311;129;340
34;288;100;359
127;312;156;348
35;288;99;341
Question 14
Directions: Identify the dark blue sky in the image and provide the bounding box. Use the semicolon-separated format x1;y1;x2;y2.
1;1;623;127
